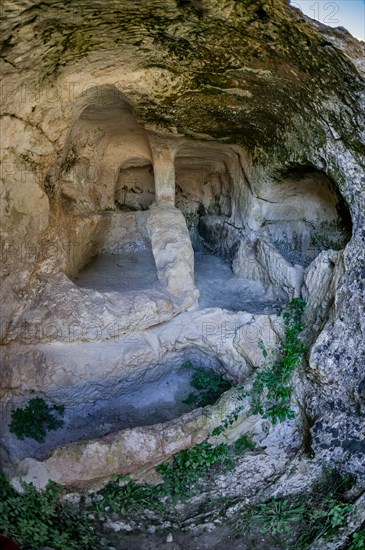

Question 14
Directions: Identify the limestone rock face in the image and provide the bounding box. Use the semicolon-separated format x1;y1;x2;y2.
0;309;280;409
10;386;300;491
234;314;283;369
233;237;304;300
302;249;345;332
1;0;365;496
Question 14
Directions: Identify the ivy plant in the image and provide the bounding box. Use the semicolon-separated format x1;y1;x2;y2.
0;475;98;550
251;298;307;424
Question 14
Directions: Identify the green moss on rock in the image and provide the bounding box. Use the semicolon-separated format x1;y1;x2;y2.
1;0;364;166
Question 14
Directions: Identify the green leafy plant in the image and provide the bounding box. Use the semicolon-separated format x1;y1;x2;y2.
327;500;353;528
294;470;354;547
95;475;163;515
237;495;353;545
96;433;255;513
295;496;353;547
157;440;232;498
254;498;305;536
236;497;303;541
0;475;98;550
234;434;255;454
349;527;365;550
251;298;307;424
235;470;355;548
9;397;65;443
183;364;231;407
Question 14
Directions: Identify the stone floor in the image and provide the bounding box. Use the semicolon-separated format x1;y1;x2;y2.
74;249;163;293
194;253;279;313
105;524;287;550
75;250;280;314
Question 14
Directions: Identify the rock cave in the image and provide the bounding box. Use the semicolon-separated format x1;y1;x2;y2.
0;1;364;549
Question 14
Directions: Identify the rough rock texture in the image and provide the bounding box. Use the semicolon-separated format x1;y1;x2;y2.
0;309;281;410
146;205;198;298
0;0;365;519
233;237;304;300
9;387;299;490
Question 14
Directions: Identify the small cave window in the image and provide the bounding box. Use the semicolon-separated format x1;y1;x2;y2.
115;163;155;211
258;167;352;266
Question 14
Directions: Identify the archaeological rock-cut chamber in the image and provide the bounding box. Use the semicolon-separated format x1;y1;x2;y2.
0;88;354;488
0;1;364;547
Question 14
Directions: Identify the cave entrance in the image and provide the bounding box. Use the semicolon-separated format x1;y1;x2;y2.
175;146;232;253
257;166;352;267
174;146;279;312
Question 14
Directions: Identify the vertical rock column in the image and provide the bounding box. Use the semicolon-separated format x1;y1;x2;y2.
147;138;199;309
147;205;199;304
150;140;177;205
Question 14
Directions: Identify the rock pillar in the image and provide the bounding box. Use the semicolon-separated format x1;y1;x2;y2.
150;139;177;205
